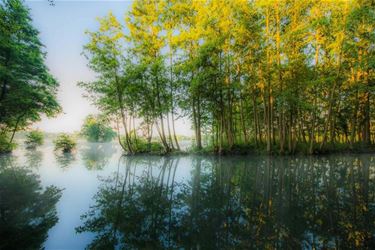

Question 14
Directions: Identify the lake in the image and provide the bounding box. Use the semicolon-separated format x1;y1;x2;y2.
1;140;374;249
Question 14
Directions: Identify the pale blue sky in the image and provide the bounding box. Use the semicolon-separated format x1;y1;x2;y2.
27;0;192;135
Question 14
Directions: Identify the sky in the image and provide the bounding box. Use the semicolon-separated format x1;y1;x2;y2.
27;0;192;135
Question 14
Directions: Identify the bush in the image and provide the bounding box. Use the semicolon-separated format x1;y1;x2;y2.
81;115;116;142
149;141;164;153
0;134;16;153
25;130;44;149
124;137;165;154
54;134;77;153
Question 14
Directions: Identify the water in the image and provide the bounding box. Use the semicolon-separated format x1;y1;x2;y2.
1;140;374;249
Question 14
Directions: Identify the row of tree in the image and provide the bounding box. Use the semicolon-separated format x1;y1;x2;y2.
80;0;375;154
0;0;60;152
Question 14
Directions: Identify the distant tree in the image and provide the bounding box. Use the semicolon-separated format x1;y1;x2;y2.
81;115;116;142
0;0;61;152
54;133;76;153
25;130;44;149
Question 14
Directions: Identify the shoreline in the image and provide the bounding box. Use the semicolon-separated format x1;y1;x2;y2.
119;143;375;157
2;140;375;157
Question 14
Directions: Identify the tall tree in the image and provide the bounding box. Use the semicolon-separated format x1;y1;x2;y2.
0;0;60;149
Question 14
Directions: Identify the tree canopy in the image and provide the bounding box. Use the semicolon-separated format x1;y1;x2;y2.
0;0;60;151
81;115;116;142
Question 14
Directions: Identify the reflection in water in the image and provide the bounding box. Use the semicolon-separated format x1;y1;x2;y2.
76;156;180;249
78;156;375;249
80;143;116;170
0;165;62;250
25;149;43;168
54;151;76;169
0;153;16;168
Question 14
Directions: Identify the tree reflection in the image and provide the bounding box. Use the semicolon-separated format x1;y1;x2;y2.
80;142;116;170
24;149;43;168
0;165;62;250
77;155;375;249
76;156;180;249
54;151;76;169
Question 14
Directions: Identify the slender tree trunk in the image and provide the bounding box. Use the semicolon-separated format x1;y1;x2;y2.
171;110;180;150
167;49;176;150
155;68;170;152
155;120;169;151
239;91;248;143
265;8;272;154
9;114;23;144
309;31;320;154
148;120;153;151
363;90;371;145
114;74;133;154
196;95;202;149
275;1;284;154
252;90;259;146
166;112;174;149
132;114;137;141
115;118;127;152
192;97;202;149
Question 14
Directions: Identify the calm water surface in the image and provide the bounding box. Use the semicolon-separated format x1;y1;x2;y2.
1;140;375;249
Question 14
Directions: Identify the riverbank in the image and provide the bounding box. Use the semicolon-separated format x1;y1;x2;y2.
2;137;375;157
120;142;375;157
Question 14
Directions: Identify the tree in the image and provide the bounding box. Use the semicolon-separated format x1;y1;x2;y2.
25;130;44;149
54;133;77;153
0;0;60;152
81;0;375;155
79;13;137;153
81;115;116;142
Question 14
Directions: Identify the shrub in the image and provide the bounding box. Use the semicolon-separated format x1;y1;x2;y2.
54;134;77;153
0;134;16;153
81;115;116;142
124;137;165;154
25;130;44;149
149;141;164;153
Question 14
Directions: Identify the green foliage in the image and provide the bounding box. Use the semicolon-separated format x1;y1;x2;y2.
54;134;77;153
0;0;61;149
25;130;44;149
133;138;164;154
0;133;15;153
81;115;116;142
0;165;62;249
81;0;375;155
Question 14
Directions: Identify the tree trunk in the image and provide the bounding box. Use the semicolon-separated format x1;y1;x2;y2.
9;114;23;144
114;74;133;154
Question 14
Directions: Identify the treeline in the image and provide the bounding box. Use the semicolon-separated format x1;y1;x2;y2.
0;0;60;152
80;0;375;154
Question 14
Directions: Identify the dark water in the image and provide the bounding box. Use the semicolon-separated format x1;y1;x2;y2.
1;141;375;249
